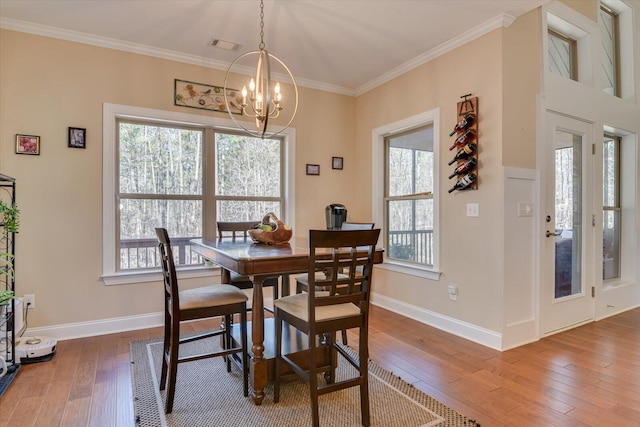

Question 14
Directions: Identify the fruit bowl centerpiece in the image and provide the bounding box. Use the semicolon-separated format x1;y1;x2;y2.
248;212;292;244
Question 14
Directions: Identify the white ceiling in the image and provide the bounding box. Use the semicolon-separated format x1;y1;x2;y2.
0;0;548;95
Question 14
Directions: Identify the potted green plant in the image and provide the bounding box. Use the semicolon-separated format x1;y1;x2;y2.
0;200;19;308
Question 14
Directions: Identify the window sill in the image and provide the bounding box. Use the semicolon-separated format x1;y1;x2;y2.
102;266;221;286
377;261;441;281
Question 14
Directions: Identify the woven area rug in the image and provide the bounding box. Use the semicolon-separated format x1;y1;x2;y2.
131;336;479;427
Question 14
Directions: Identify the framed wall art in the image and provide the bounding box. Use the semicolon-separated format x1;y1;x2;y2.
174;79;243;115
306;164;320;176
15;134;40;155
332;156;343;170
68;127;86;149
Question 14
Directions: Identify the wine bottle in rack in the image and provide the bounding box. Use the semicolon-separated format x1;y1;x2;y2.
448;114;475;137
447;173;477;193
448;157;477;179
448;129;475;150
448;142;477;165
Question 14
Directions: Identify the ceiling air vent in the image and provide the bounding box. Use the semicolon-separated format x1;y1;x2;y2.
209;39;242;51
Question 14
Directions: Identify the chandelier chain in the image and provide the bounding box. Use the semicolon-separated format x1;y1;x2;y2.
259;0;265;50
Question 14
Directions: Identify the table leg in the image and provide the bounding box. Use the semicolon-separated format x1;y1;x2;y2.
250;275;267;405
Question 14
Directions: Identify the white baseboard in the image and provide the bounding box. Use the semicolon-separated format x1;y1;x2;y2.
24;312;164;341
27;293;503;350
371;293;503;350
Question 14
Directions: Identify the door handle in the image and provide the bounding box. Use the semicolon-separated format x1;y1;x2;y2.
546;230;561;238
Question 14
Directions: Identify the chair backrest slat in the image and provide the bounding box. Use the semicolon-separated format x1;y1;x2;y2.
307;229;380;322
217;221;260;240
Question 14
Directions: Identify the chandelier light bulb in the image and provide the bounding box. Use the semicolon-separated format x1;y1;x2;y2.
223;0;299;138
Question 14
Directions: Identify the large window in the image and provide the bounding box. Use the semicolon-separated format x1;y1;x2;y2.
602;134;621;280
103;104;291;282
372;109;440;279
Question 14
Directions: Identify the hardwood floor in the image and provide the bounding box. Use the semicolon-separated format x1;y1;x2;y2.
1;305;639;426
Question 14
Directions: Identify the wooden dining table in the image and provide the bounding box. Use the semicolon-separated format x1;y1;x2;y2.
190;236;384;405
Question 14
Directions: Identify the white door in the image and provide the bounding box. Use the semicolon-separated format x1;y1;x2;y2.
541;112;595;334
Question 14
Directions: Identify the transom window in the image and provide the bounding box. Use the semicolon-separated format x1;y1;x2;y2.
548;29;578;81
600;5;620;96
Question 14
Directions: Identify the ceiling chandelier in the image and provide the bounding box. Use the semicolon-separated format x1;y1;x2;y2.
224;0;298;139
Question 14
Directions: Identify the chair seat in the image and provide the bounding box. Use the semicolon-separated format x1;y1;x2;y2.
179;284;248;310
273;292;360;322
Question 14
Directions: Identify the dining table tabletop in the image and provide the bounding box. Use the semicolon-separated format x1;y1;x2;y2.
190;235;384;405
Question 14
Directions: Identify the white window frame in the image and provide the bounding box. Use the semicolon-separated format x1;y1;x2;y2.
372;109;441;280
102;103;296;285
599;0;635;101
602;125;637;290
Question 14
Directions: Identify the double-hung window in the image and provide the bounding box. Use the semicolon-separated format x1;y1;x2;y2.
118;120;205;270
373;109;440;279
602;134;621;280
384;126;435;266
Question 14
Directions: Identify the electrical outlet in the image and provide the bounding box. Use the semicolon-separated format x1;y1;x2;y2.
447;285;458;301
23;293;35;309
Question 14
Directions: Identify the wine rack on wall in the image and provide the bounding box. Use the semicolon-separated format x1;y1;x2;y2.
447;94;478;193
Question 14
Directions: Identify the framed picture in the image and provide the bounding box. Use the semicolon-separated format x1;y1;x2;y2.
306;164;320;176
174;79;243;115
332;156;343;170
15;134;40;155
68;127;86;149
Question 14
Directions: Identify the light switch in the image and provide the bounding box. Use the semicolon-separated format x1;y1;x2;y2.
466;203;479;217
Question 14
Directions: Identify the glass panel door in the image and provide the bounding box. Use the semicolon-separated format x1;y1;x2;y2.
554;132;582;298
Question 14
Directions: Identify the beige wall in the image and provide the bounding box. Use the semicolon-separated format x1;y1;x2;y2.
355;30;507;332
0;29;355;328
560;0;598;21
502;9;542;169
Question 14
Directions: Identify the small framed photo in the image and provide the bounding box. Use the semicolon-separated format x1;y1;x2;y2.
15;134;40;155
332;156;343;170
68;127;86;149
306;164;320;176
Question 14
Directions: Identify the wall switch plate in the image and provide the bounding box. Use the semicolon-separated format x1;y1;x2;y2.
466;203;479;217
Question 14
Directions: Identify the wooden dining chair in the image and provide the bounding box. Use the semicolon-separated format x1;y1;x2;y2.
217;221;282;304
295;222;374;344
155;227;249;414
273;228;380;427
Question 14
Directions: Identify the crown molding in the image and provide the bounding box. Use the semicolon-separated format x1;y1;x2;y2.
2;13;516;99
355;13;517;96
0;17;356;96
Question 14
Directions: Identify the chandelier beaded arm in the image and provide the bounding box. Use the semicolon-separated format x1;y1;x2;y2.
223;0;298;139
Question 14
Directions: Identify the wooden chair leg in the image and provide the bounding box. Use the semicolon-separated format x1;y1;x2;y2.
240;304;249;397
341;329;348;345
359;325;370;427
165;323;180;413
309;331;320;427
225;314;233;372
273;310;283;403
160;311;171;390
